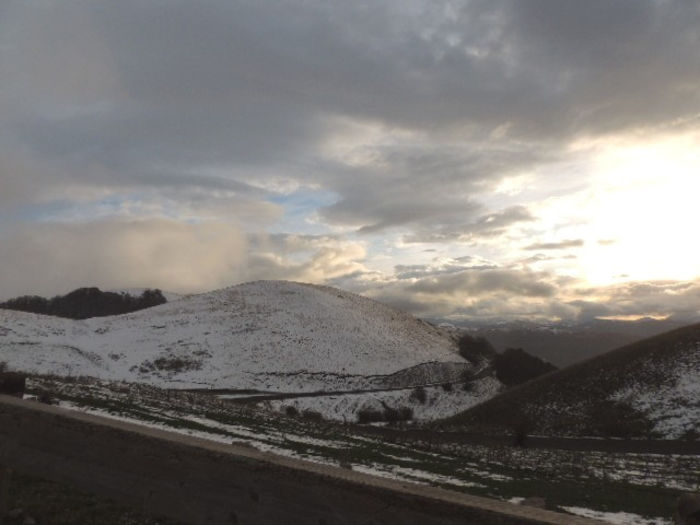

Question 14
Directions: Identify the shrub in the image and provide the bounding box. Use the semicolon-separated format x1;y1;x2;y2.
441;382;453;392
284;405;299;417
301;410;324;422
590;400;654;438
512;416;533;447
384;406;413;423
493;348;557;387
152;356;201;372
681;428;699;441
357;408;384;424
461;370;475;392
457;334;496;364
0;371;25;397
37;389;54;405
410;385;427;404
357;406;413;424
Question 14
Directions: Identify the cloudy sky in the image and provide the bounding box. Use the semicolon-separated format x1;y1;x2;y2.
1;0;699;323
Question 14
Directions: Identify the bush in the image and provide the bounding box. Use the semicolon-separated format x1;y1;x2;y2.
493;348;557;387
152;356;201;372
441;382;453;392
461;370;475;391
681;428;699;441
384;406;413;423
37;389;54;405
457;334;496;364
357;408;384;424
301;410;324;422
0;371;25;397
512;416;533;447
590;400;654;438
357;406;413;424
410;385;427;404
284;405;299;417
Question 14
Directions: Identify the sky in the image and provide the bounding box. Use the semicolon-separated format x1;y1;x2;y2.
1;0;699;324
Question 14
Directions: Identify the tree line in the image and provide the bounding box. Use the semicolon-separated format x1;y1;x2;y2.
0;287;167;320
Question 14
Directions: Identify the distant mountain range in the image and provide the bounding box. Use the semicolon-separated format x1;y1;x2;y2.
444;318;690;367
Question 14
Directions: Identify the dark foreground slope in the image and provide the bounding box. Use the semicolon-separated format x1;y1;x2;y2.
437;322;700;440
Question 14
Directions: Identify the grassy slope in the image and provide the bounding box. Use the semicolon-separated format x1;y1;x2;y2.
436;322;700;439
18;375;696;522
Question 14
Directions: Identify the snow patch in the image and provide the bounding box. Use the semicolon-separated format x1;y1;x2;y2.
561;506;671;525
268;378;502;422
610;345;700;439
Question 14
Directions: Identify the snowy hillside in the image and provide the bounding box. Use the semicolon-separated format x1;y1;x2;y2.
266;377;503;423
440;322;700;439
0;281;478;396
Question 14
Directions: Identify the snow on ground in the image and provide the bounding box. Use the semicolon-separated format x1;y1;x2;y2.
55;398;481;490
352;463;486;489
267;377;502;422
561;506;671;525
35;376;696;524
610;342;700;439
0;281;472;396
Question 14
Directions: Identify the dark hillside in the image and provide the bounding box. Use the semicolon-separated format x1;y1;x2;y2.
437;322;700;440
492;348;557;387
457;334;556;387
0;288;166;319
456;333;498;364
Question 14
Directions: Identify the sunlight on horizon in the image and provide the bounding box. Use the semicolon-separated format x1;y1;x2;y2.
580;132;700;285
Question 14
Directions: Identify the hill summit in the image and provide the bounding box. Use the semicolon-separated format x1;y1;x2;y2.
0;281;478;393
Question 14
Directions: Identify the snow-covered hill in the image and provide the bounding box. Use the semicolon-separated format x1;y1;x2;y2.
0;281;479;396
440;322;700;439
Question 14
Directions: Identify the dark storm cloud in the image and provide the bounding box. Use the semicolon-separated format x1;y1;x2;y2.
4;1;699;225
463;0;700;136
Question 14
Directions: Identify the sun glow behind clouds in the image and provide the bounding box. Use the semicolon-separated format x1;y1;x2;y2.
580;132;700;285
